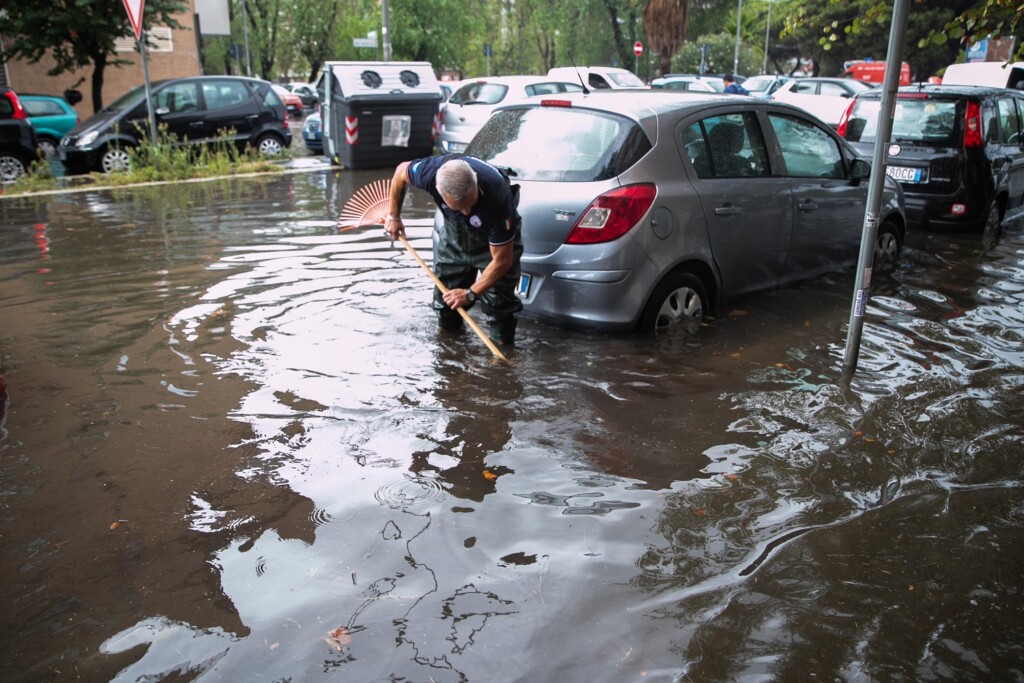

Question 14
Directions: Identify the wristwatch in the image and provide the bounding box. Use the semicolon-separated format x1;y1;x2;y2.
465;289;477;304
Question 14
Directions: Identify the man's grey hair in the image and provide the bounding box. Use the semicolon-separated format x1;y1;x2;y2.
437;159;478;201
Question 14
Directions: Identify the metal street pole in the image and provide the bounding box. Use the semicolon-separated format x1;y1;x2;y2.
842;0;911;379
763;0;772;74
241;0;252;76
734;0;743;74
382;0;392;62
138;30;158;146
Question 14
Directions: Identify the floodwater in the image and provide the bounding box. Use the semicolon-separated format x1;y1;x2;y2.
1;170;1022;682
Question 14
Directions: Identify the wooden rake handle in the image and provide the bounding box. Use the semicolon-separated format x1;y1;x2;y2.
397;235;511;364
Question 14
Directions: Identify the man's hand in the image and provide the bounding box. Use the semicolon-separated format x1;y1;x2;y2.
384;215;405;240
443;288;474;310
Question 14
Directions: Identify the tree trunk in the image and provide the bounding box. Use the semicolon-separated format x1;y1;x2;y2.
90;51;108;113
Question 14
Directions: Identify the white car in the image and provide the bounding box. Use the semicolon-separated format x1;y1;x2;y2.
547;66;647;91
650;75;723;92
771;77;875;127
437;75;583;153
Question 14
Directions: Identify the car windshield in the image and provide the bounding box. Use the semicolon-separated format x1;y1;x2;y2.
467;105;651;181
102;85;147;113
607;71;646;88
450;83;510;105
846;97;958;144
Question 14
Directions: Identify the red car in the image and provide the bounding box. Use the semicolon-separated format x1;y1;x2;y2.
272;84;303;118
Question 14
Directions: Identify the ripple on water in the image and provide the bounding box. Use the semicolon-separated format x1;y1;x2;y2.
374;476;447;514
309;500;365;527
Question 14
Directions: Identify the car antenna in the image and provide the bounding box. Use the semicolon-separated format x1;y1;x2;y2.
569;55;590;94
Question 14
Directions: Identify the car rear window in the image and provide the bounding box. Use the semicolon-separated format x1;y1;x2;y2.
24;100;67;116
467;105;651;182
450;83;510;105
846;97;959;144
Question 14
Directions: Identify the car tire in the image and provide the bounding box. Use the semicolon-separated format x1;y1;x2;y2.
873;220;902;264
638;271;708;335
0;153;28;183
982;199;1002;233
255;134;284;157
37;137;59;161
98;146;133;173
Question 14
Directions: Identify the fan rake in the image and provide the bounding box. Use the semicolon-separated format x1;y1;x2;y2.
338;179;511;364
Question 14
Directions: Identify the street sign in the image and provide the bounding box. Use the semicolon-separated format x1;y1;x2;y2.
633;41;643;57
353;37;377;48
121;0;145;40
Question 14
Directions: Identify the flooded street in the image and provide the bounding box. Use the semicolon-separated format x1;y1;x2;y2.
1;170;1022;682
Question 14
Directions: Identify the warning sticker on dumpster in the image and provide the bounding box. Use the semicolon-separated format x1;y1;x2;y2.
381;115;411;147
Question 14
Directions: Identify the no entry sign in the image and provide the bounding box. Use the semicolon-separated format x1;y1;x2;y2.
633;41;643;57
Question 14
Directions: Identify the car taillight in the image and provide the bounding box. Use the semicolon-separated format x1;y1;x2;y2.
565;184;657;245
963;100;983;148
3;91;27;119
836;99;856;137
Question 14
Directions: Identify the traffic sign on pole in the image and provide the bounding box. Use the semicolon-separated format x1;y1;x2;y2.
121;0;145;40
633;41;643;57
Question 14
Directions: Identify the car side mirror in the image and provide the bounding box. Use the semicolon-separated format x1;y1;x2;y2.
155;107;170;117
850;158;870;181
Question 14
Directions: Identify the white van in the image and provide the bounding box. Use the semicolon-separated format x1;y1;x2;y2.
941;61;1024;89
546;66;647;90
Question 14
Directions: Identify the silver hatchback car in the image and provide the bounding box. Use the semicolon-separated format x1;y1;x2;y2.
465;91;906;333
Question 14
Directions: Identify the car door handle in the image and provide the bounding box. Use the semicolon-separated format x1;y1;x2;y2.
190;122;204;128
798;201;818;212
714;205;741;216
246;114;259;121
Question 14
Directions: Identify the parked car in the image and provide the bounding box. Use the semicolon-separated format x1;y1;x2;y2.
941;61;1024;89
301;111;322;154
58;76;292;174
741;75;791;100
650;75;722;92
546;66;647;91
19;94;79;159
838;84;1024;232
0;86;40;183
437;75;584;154
772;77;876;127
285;82;318;108
465;91;906;334
272;84;304;118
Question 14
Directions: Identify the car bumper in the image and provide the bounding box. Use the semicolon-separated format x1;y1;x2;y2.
516;243;658;331
58;145;99;175
903;189;988;231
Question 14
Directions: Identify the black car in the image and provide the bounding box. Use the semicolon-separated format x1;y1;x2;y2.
0;87;40;183
839;84;1024;231
58;76;293;174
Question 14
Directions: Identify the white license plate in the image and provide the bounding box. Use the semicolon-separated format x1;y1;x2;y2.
886;165;923;183
516;273;531;298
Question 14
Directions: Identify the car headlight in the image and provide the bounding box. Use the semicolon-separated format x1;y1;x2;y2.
77;131;99;147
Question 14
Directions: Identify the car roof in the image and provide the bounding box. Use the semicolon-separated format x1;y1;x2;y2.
458;74;579;86
856;83;1022;98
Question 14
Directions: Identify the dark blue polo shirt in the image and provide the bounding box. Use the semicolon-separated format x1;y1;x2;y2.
406;154;517;246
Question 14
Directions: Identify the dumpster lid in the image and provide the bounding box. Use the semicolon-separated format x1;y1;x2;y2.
324;61;443;100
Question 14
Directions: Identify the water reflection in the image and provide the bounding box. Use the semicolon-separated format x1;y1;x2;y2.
1;174;1022;681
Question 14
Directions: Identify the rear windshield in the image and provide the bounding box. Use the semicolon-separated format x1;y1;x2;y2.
450;83;510;105
468;106;651;181
846;97;959;144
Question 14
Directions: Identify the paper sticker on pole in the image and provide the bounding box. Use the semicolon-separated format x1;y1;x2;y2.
633;41;643;57
122;0;145;40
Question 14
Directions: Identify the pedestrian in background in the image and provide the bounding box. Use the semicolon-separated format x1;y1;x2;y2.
723;74;750;95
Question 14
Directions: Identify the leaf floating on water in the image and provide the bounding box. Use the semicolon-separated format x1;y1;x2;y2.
482;470;497;481
854;431;864;437
109;520;128;530
325;627;352;651
729;309;748;316
724;473;738;481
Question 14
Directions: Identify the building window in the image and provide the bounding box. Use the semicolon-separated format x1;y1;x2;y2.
114;27;173;53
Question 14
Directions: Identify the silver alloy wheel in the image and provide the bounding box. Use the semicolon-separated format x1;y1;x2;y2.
656;284;704;329
257;135;284;156
0;154;27;183
100;148;131;173
38;139;58;160
874;227;901;262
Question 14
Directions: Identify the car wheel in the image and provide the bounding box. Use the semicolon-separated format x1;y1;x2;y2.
0;153;28;183
982;200;1002;233
37;137;59;160
873;220;902;264
638;271;708;335
256;134;284;157
99;146;132;173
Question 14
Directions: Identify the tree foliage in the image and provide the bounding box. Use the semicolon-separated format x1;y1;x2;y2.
0;0;187;111
645;0;690;76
